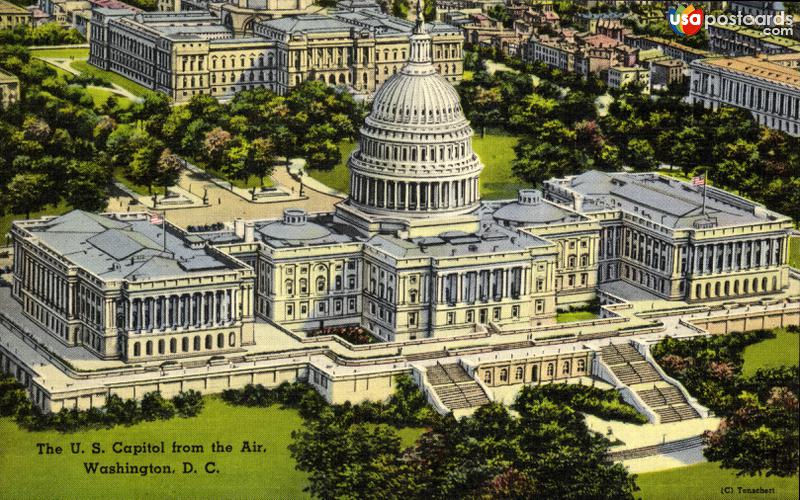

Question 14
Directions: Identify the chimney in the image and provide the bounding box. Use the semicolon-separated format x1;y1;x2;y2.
244;222;255;243
234;218;244;238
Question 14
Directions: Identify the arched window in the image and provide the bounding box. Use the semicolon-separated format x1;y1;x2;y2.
133;342;140;356
299;278;307;294
205;335;212;349
316;276;326;292
170;338;177;353
217;333;224;348
194;336;201;351
285;280;294;295
500;369;508;382
562;361;571;374
158;339;165;354
546;363;554;376
182;337;189;352
515;367;524;380
531;365;538;381
229;332;236;347
146;341;152;355
484;370;492;384
577;359;586;372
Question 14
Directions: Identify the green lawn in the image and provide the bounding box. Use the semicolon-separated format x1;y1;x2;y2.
306;140;355;194
86;86;132;108
556;310;599;323
741;327;800;377
309;134;526;200
0;200;73;241
0;397;310;499
474;132;528;200
30;47;89;59
790;236;800;269
70;60;151;98
635;461;799;500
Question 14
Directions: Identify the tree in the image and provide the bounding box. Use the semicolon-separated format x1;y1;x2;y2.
624;138;658;171
670;126;706;177
5;173;50;218
422;0;436;22
203;127;233;171
391;0;411;19
65;160;110;212
140;392;176;421
156;148;184;196
128;138;166;195
247;137;276;187
172;390;204;418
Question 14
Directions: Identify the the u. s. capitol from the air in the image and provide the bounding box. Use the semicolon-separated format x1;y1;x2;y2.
1;9;798;421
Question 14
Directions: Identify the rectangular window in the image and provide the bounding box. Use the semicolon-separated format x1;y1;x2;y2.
492;307;500;320
409;312;417;326
446;312;455;325
535;300;544;314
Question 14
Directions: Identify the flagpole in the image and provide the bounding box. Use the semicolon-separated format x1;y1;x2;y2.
162;210;167;252
702;168;707;215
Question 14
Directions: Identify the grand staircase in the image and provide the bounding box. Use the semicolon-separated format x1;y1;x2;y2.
425;363;490;411
599;343;700;423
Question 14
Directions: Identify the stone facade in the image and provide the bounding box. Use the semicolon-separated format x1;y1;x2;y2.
0;68;20;108
0;0;30;29
689;55;800;136
544;171;793;302
88;3;463;102
11;211;256;362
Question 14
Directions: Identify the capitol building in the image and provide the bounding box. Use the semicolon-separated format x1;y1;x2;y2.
9;11;795;364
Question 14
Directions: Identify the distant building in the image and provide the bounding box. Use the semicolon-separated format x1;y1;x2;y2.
0;68;20;108
607;64;649;92
689;54;800;136
708;24;800;56
88;2;463;102
0;0;30;29
624;34;711;63
650;57;686;87
36;0;139;40
573;11;626;33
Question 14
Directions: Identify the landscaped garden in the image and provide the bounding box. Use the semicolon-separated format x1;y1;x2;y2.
70;60;151;97
307;325;379;344
637;461;799;500
29;46;89;59
0;397;309;499
652;328;799;478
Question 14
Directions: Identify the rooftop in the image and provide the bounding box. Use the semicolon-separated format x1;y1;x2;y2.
695;55;800;87
367;213;552;259
0;0;28;13
553;171;788;230
21;211;243;281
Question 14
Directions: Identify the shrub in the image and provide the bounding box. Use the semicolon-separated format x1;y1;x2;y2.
141;392;176;421
172;390;204;417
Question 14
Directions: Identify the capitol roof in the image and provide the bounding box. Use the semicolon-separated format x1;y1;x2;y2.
22;211;243;281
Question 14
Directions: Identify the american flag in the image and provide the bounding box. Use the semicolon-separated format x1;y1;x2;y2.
692;175;705;186
149;211;163;225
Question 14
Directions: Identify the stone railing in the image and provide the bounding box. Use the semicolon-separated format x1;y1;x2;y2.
591;349;658;424
632;340;711;418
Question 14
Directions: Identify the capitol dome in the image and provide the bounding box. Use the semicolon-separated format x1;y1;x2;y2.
346;6;483;219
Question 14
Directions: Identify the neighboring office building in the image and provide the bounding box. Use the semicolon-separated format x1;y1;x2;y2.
625;34;711;63
650;57;686;87
689;54;800;136
0;68;20;108
708;24;800;56
88;3;463;102
0;0;30;29
607;64;649;92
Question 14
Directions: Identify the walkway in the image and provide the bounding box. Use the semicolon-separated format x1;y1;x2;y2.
107;163;345;228
39;57;140;102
